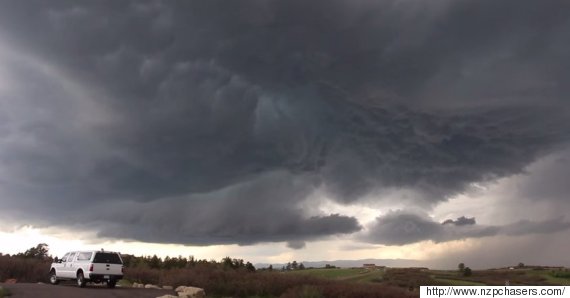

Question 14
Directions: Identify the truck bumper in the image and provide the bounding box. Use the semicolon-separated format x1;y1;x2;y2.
87;274;123;281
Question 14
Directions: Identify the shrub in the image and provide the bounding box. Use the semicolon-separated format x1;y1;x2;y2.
0;255;51;283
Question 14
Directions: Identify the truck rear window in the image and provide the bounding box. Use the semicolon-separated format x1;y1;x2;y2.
93;252;122;264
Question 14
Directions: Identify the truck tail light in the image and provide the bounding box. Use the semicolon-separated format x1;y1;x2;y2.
89;264;93;272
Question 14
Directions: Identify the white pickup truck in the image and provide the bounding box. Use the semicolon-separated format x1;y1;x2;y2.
49;250;124;288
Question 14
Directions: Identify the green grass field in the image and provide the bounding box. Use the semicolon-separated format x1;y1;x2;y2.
288;268;385;283
540;274;570;286
289;267;570;288
430;270;485;285
431;269;570;286
526;270;570;286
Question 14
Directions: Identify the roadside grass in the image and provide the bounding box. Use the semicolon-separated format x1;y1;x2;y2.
0;286;11;297
433;278;486;286
383;268;448;289
117;279;133;287
288;268;387;284
288;268;365;279
341;270;385;283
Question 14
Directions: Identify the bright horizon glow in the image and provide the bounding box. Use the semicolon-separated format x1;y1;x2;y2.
0;222;476;268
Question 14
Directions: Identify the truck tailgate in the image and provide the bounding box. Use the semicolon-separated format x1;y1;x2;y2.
92;263;123;275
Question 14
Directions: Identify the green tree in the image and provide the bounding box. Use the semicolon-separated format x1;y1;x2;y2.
292;260;298;270
130;256;148;268
233;258;244;269
164;256;181;269
518;262;525;268
458;263;465;272
148;254;161;269
268;264;273;271
463;267;472;276
245;262;256;272
184;255;193;268
21;243;50;259
299;263;305;270
222;257;234;269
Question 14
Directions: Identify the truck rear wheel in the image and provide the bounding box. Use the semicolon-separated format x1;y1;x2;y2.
76;272;86;288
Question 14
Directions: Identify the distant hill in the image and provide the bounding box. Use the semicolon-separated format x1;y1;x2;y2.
256;259;570;271
256;258;429;269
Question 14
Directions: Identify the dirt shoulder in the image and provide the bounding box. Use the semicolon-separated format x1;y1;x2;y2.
1;282;176;298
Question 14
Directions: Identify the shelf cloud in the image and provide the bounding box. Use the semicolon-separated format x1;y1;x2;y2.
0;0;569;249
362;211;570;245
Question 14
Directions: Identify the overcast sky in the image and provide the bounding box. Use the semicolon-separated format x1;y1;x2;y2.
1;0;570;268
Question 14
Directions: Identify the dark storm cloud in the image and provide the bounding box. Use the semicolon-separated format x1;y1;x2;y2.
286;241;307;250
0;0;570;246
362;211;570;245
442;216;476;226
86;172;361;246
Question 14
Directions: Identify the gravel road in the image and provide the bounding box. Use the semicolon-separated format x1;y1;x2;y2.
1;283;177;297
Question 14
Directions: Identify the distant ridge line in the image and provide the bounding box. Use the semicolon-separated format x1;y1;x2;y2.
255;258;427;269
